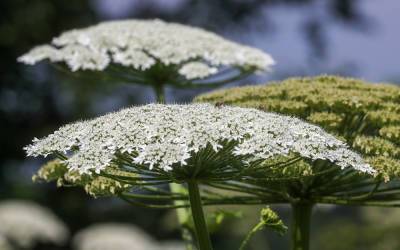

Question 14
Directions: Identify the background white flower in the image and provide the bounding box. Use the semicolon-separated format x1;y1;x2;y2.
0;200;69;249
25;104;372;175
73;223;184;250
159;241;186;250
18;19;274;80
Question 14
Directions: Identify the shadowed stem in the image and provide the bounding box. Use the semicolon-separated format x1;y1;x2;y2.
154;84;165;103
170;183;195;250
291;203;313;250
188;180;213;250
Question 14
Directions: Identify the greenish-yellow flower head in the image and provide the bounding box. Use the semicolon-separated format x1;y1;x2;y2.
33;160;133;197
195;75;400;180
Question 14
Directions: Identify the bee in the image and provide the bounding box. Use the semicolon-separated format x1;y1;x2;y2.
214;102;225;108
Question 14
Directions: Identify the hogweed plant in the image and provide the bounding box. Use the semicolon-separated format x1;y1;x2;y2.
18;20;275;249
25;103;371;250
195;75;400;250
18;19;274;103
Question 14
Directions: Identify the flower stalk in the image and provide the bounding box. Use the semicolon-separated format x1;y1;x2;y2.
291;203;313;250
170;182;195;250
187;180;213;250
154;84;165;103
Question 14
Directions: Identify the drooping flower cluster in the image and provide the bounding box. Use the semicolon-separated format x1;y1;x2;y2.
18;19;274;80
25;104;371;175
33;160;133;197
0;200;69;249
195;75;400;180
73;223;185;250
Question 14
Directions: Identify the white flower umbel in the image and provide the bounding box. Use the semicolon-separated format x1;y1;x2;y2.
18;19;274;80
25;104;372;176
25;104;374;250
73;224;158;250
0;200;69;249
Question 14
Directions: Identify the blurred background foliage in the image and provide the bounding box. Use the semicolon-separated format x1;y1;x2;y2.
0;0;399;249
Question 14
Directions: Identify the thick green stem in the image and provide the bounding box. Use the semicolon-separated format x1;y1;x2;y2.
291;203;313;250
171;183;195;250
187;181;213;250
154;84;165;103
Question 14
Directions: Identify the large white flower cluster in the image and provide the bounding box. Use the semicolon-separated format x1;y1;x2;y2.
18;19;274;80
0;200;69;248
25;104;372;175
73;223;184;250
